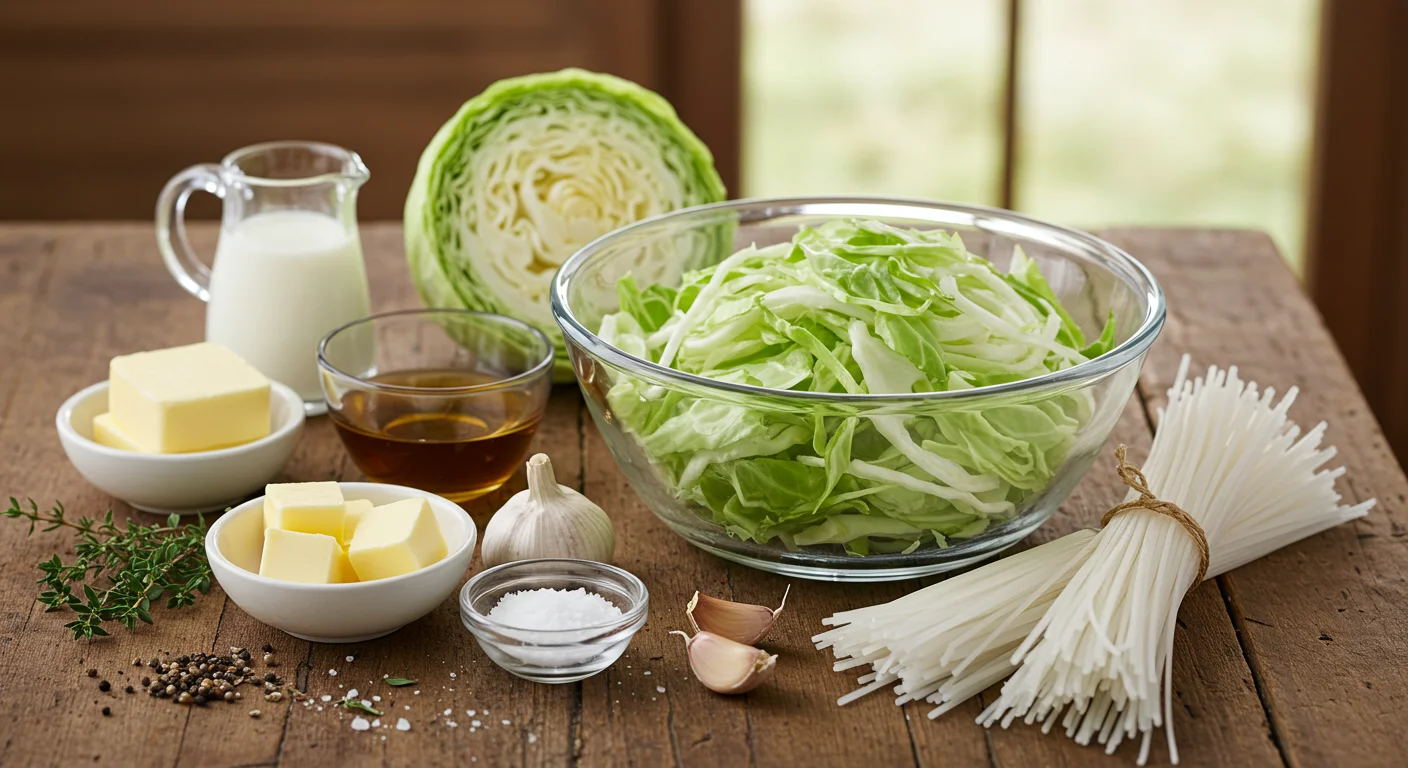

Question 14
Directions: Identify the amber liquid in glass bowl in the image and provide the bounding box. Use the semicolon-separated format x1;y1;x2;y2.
329;368;541;502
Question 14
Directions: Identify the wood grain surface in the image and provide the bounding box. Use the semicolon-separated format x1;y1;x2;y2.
0;223;1399;767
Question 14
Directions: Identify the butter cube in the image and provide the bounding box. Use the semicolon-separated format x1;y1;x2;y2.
258;529;354;584
348;498;448;582
340;499;374;547
264;481;346;539
108;342;270;453
92;413;151;453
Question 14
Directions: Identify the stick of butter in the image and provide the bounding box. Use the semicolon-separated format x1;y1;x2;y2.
348;498;448;582
259;529;355;584
108;342;270;453
92;413;151;453
340;499;374;547
264;481;346;539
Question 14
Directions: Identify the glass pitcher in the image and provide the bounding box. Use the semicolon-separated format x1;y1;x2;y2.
156;141;372;415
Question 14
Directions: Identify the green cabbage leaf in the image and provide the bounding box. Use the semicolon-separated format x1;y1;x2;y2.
406;69;726;379
599;220;1115;554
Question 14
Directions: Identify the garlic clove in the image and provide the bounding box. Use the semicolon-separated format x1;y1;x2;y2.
686;585;789;646
671;630;777;695
481;453;616;567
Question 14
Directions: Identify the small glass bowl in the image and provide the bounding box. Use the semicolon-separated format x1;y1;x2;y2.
459;559;649;683
318;309;554;502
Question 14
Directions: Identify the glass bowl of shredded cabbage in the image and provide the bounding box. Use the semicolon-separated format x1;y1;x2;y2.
550;198;1164;581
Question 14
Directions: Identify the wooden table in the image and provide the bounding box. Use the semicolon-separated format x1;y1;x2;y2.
0;223;1403;768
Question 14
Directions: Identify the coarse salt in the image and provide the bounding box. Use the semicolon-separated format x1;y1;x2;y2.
328;669;338;677
487;587;622;629
397;718;412;732
348;688;359;698
351;716;370;731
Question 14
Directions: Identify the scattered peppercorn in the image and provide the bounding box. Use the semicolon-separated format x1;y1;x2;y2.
86;668;98;678
262;643;274;653
101;707;111;717
124;685;134;694
97;680;111;692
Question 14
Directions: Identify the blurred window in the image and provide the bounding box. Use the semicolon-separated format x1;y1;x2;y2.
743;0;1320;268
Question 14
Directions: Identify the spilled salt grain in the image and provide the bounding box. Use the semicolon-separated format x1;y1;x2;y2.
328;669;338;677
372;695;381;702
656;686;666;693
487;588;622;629
501;720;510;726
444;708;452;716
321;695;332;702
449;672;457;679
466;709;477;716
348;688;359;698
371;719;381;728
351;716;370;731
471;720;482;727
397;718;411;732
643;671;651;676
528;734;538;744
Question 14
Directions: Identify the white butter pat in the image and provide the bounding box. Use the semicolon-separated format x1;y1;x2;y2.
92;413;151;453
108;342;270;453
264;481;346;539
348;498;448;582
259;528;354;584
340;499;374;547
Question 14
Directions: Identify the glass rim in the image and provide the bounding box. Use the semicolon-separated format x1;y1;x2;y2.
459;558;650;638
550;195;1166;404
220;140;370;188
317;308;555;395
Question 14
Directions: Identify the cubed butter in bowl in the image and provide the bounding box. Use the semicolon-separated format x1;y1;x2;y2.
207;482;476;643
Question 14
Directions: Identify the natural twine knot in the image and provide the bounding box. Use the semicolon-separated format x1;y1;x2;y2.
1100;445;1211;584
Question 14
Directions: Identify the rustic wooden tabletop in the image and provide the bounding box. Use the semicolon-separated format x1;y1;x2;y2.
0;223;1402;768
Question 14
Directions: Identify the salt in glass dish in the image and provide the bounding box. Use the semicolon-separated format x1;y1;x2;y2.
459;558;649;683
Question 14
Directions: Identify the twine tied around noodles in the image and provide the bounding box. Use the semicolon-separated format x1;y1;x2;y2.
1100;445;1211;584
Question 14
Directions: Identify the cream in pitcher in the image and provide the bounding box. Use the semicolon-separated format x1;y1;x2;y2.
156;142;372;413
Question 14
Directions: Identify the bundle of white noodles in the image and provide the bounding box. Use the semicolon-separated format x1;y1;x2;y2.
817;357;1375;765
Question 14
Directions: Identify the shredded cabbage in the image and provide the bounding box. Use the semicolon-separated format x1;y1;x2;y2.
406;69;726;379
598;219;1116;555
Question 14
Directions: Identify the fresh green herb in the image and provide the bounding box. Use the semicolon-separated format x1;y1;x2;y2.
3;497;212;639
339;698;383;716
385;677;417;687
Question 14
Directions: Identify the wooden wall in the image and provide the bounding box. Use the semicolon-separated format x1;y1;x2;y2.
1305;0;1408;460
0;0;740;221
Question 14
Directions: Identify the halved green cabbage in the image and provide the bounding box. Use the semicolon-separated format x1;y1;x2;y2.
405;69;727;379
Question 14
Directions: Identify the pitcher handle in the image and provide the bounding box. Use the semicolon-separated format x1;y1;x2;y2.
155;163;224;302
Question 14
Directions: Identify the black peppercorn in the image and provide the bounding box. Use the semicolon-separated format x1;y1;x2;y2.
101;707;111;717
98;680;111;692
262;643;274;653
86;668;98;678
124;685;134;694
263;673;278;683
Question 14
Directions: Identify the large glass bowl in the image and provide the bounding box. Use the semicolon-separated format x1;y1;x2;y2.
550;198;1164;581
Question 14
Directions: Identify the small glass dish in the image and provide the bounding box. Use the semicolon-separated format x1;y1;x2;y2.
459;559;649;684
318;309;553;502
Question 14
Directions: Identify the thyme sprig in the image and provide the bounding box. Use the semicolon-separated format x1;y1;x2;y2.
3;497;212;640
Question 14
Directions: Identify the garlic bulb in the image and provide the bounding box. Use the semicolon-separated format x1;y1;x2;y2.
671;630;777;694
481;454;615;567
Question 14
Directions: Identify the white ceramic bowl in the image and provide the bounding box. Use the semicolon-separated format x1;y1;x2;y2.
207;482;477;643
56;381;306;515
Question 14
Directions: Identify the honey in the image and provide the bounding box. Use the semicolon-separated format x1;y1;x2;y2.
329;368;543;502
